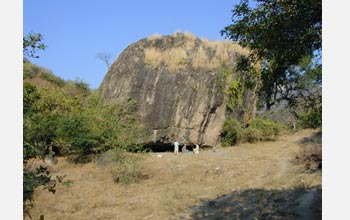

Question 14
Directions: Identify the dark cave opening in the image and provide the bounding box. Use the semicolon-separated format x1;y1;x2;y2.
142;142;213;153
143;142;197;152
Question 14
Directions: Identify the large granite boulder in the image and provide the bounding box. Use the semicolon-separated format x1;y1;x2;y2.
99;33;256;146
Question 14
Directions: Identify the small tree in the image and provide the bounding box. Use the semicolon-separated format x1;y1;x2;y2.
96;52;113;70
23;33;47;58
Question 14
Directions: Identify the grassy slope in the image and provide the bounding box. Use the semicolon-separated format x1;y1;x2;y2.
28;129;321;220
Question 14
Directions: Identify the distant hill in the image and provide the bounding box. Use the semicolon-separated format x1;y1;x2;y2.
23;58;90;97
24;58;65;87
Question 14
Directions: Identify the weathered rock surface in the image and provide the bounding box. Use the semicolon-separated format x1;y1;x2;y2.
99;33;255;146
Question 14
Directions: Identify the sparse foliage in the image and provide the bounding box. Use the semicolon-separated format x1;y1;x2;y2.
96;52;114;69
144;33;249;72
219;56;260;126
23;166;56;218
286;57;322;129
23;33;47;58
110;151;145;185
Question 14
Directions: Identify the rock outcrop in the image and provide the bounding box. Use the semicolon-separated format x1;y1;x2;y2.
99;32;256;146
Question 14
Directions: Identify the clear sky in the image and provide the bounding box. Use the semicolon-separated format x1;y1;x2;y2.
24;0;242;89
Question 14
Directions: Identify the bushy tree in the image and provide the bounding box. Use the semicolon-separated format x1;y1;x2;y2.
221;118;243;146
285;57;322;129
219;60;260;126
24;82;146;158
221;0;322;110
23;33;55;218
23;34;147;215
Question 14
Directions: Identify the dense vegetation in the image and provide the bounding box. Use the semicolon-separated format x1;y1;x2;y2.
221;117;284;146
221;0;321;110
220;0;321;137
23;34;147;217
23;70;146;159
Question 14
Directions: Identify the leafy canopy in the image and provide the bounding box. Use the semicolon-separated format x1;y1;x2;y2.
221;0;322;109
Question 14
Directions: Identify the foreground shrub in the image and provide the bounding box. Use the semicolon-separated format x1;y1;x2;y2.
247;118;283;141
238;127;262;143
95;148;125;167
24;81;147;161
295;132;322;171
221;118;242;146
97;149;147;185
111;158;143;185
297;109;322;129
221;117;286;146
23;166;55;206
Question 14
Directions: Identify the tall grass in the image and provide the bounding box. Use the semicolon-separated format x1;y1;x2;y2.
144;32;249;72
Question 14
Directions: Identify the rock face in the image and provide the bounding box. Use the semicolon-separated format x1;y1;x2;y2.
99;33;255;146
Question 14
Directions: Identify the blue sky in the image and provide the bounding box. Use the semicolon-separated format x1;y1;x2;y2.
24;0;241;89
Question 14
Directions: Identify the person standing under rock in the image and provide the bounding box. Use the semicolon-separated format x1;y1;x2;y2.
174;140;179;155
182;144;187;154
193;144;200;154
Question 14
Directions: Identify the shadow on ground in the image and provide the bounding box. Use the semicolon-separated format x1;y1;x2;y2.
183;185;321;220
297;131;322;145
295;131;322;173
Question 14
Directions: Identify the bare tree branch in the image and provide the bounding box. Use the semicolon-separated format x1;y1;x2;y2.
96;52;113;70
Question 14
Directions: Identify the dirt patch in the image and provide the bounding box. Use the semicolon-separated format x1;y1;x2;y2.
28;129;321;220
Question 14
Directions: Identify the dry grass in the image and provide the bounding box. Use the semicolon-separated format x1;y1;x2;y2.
294;131;322;172
28;129;321;220
144;32;250;72
26;77;59;89
182;31;197;41
144;47;188;72
147;33;162;40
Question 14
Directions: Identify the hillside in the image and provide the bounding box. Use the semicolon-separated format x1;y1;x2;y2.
28;129;321;220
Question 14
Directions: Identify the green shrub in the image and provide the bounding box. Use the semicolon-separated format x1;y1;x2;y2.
297;108;322;129
221;117;285;146
24;78;147;161
56;111;98;155
221;118;242;146
238;127;262;143
247;118;283;141
23;59;42;79
95;149;125;168
38;71;66;87
23;82;40;115
111;160;142;185
98;149;146;185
